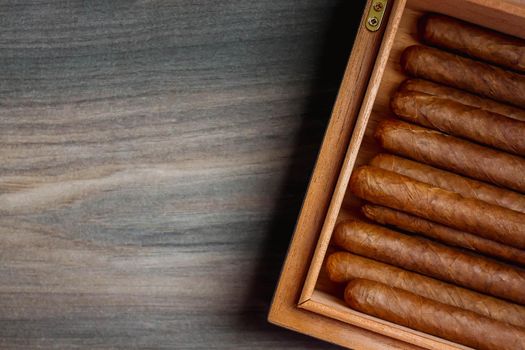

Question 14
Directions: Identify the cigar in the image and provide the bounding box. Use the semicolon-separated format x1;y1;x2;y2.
349;166;525;249
369;153;525;213
399;79;525;122
420;14;525;73
375;119;525;193
391;89;525;155
327;252;525;327
334;220;525;304
362;204;525;265
401;45;525;108
345;279;525;350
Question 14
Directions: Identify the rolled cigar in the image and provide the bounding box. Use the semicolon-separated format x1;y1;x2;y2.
369;153;525;213
349;166;525;249
362;204;525;265
420;14;525;73
375;119;525;193
401;45;525;108
391;89;525;155
400;79;525;121
333;220;525;304
345;279;525;350
327;252;525;327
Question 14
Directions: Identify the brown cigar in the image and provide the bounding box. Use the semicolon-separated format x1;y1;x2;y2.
399;79;525;121
334;220;525;304
349;166;525;249
362;204;525;265
401;45;525;108
420;14;525;73
391;89;525;155
369;153;525;213
327;252;525;327
345;279;525;350
375;119;525;193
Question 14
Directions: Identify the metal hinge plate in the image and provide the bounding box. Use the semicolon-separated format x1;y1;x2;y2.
365;0;388;32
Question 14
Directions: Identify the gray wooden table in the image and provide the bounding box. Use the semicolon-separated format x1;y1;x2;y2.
0;1;365;348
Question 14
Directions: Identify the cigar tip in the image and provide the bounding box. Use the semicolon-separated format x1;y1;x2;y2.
400;46;417;73
343;281;357;307
344;218;373;232
373;122;387;144
369;153;397;169
390;90;403;115
345;279;360;292
361;204;374;218
374;120;400;144
397;79;413;92
419;13;449;44
333;219;368;249
344;278;376;308
349;166;366;192
326;253;338;281
400;45;427;75
369;153;384;167
326;251;352;283
332;222;348;248
350;165;377;197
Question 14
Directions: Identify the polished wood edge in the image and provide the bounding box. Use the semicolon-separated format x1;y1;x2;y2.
299;0;407;305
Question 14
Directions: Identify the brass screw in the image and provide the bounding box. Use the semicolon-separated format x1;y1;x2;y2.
368;16;379;27
373;2;384;11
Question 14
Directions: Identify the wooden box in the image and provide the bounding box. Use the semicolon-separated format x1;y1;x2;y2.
268;0;525;349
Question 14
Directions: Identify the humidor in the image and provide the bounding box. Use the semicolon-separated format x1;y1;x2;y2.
268;0;525;349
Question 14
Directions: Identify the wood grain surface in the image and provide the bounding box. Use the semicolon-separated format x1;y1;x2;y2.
0;1;365;348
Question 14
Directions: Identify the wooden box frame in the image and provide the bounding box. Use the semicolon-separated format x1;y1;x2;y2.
268;0;525;349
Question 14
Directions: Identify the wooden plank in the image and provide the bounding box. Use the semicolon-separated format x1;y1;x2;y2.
0;1;368;349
